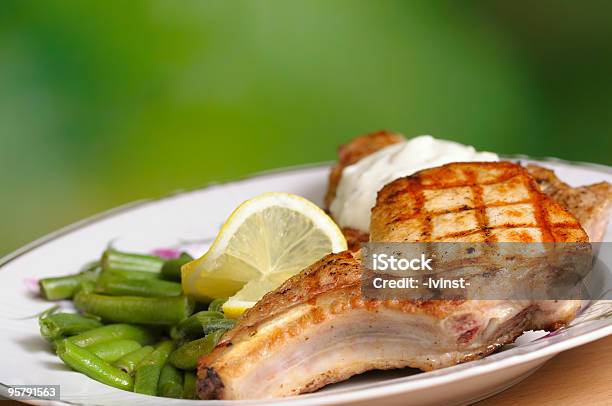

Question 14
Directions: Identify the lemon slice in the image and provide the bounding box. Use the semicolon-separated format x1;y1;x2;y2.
181;192;347;318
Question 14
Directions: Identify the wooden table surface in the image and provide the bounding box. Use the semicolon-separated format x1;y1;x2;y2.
476;334;612;405
3;335;612;405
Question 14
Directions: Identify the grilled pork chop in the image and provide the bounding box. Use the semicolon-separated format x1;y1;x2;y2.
327;131;611;246
197;162;589;400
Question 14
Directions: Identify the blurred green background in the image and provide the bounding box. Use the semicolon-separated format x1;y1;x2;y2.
1;0;611;255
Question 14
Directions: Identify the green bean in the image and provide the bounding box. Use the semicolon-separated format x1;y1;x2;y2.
56;339;133;391
113;345;154;375
74;292;194;325
169;329;225;370
207;298;226;313
39;267;100;300
79;280;96;294
95;274;182;297
86;339;142;363
158;363;183;398
170;311;223;340
160;253;193;281
67;324;157;348
134;340;175;396
102;249;164;273
198;315;235;336
39;275;80;300
103;268;161;280
182;371;197;399
39;313;103;342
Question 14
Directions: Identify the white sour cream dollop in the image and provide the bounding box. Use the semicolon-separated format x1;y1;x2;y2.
329;135;499;232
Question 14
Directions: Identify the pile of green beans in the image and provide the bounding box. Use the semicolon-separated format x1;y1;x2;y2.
37;248;236;399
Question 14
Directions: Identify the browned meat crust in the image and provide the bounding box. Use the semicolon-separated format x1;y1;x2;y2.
371;161;588;243
340;227;369;251
222;251;362;340
526;164;612;241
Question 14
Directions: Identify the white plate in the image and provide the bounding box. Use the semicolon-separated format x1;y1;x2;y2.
1;157;611;406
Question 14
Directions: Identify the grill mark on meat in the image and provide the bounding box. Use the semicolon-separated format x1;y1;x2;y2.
413;178;431;240
429;224;529;240
372;162;586;243
525;175;555;242
414;170;520;189
466;167;492;241
389;199;535;223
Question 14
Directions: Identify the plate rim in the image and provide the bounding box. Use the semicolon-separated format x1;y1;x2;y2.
1;155;611;405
